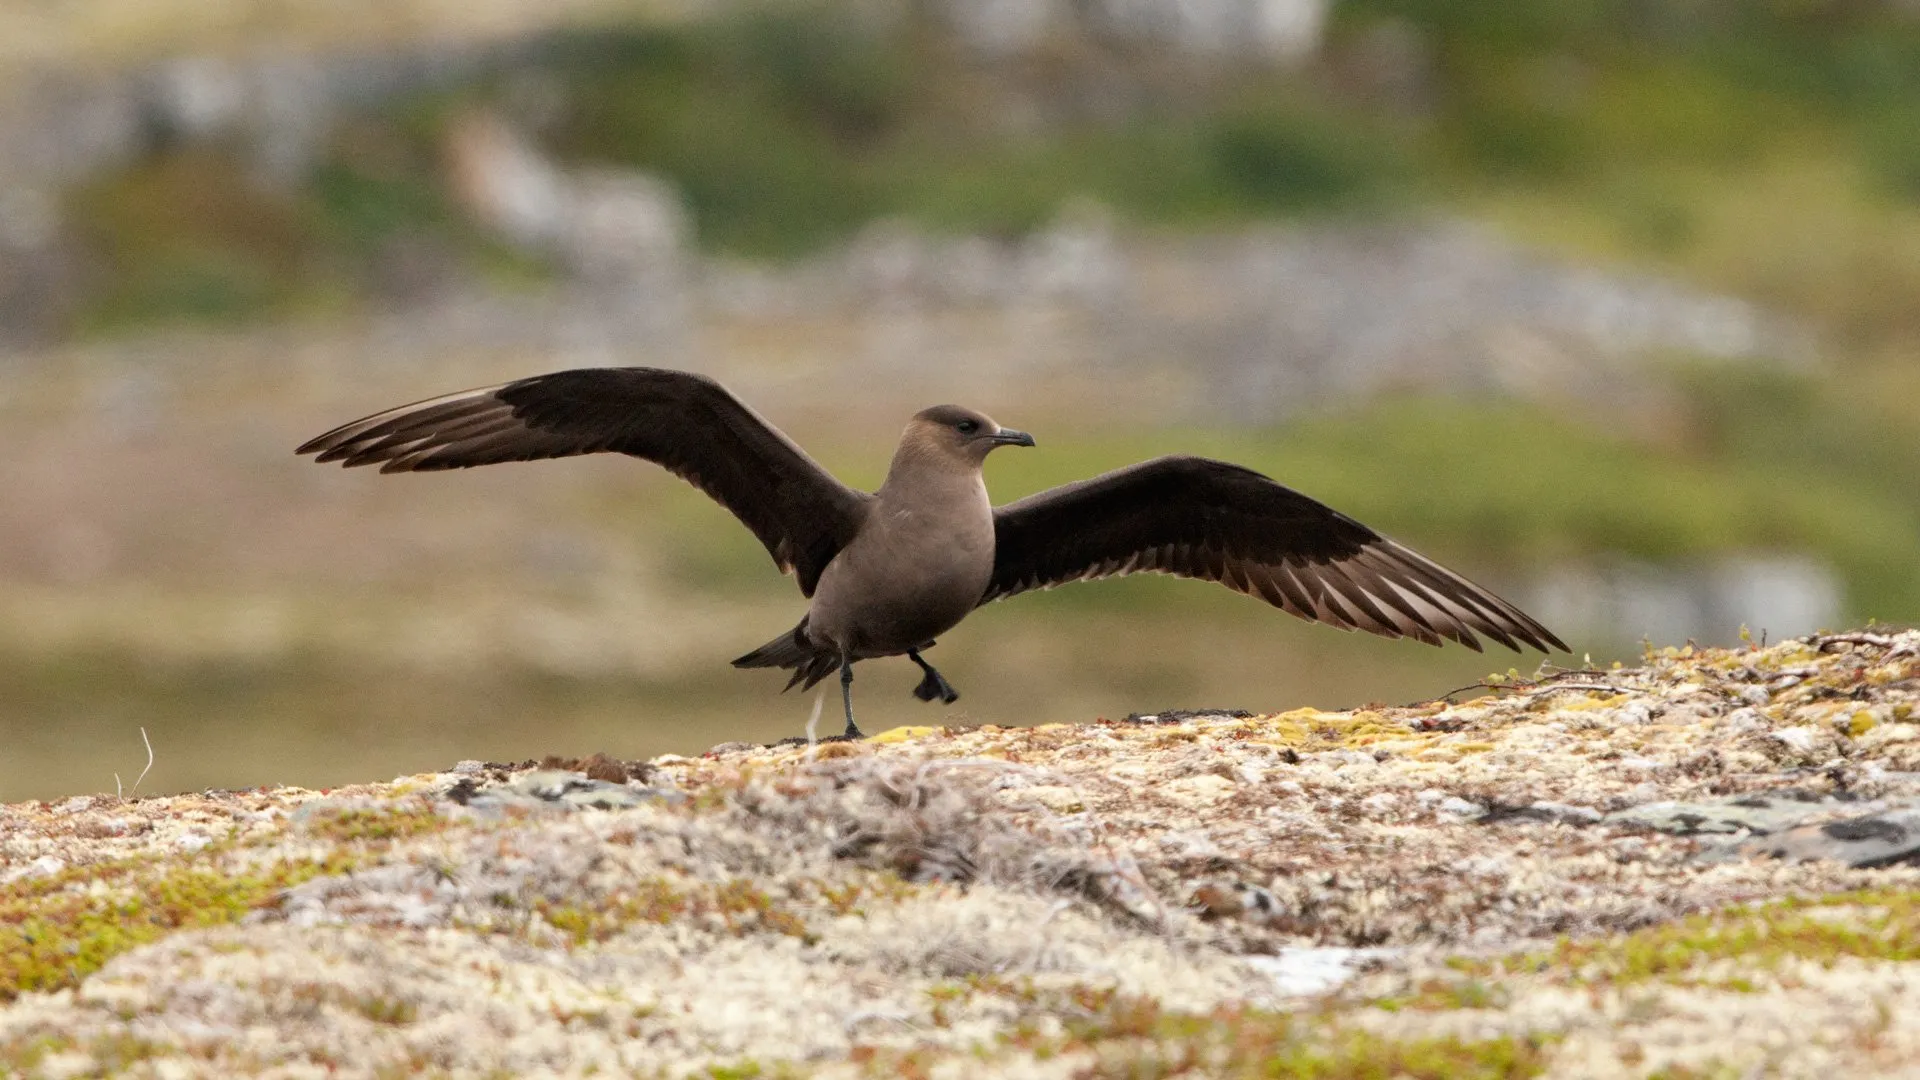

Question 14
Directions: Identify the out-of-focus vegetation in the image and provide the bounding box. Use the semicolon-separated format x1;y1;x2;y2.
525;11;1414;249
55;1;1920;343
69;132;536;335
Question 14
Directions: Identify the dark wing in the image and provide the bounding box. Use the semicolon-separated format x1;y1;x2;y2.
297;367;869;596
984;456;1565;653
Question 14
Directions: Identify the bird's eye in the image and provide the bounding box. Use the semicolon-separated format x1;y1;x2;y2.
956;419;980;435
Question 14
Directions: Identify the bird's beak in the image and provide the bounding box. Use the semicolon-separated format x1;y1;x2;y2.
989;428;1036;447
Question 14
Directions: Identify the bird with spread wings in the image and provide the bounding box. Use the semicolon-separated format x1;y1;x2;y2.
300;367;1565;737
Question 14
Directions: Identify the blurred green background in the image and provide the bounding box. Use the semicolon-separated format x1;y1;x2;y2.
1;0;1917;800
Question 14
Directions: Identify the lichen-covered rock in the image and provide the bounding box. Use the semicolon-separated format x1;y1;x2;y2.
5;631;1920;1077
1739;807;1920;869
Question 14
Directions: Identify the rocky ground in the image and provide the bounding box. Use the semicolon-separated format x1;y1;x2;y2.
5;630;1920;1078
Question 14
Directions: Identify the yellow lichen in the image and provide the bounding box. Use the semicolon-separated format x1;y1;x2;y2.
866;725;940;745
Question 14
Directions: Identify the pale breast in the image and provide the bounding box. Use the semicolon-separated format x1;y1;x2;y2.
804;483;996;656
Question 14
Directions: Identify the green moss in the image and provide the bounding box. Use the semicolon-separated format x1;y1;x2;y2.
883;981;1549;1078
0;1031;168;1075
1374;977;1512;1013
858;991;1551;1078
67;150;318;334
703;1061;814;1080
0;852;360;1000
1467;888;1920;991
534;869;929;949
0;801;469;1001
1216;1029;1547;1080
815;874;922;917
300;801;453;843
712;880;814;940
354;995;421;1026
2;1034;78;1075
539;876;818;946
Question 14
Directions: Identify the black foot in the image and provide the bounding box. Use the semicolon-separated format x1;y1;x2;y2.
911;669;959;704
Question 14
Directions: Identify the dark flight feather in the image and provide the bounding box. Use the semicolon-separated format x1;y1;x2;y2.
983;456;1565;653
297;367;870;596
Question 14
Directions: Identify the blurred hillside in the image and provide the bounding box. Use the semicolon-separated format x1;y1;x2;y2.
2;0;1918;799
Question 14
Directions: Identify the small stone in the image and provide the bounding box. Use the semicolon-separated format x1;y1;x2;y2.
1772;727;1820;754
1437;797;1484;819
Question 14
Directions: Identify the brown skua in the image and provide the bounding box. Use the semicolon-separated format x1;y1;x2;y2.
298;367;1566;737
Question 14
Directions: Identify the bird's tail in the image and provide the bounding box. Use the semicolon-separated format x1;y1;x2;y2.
732;619;842;691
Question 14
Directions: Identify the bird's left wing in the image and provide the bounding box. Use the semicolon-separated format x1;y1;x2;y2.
982;455;1565;653
297;367;868;596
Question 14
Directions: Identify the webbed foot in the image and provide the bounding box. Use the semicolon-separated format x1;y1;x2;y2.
907;650;961;704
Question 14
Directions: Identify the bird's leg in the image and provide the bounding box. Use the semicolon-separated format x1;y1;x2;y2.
907;649;960;705
839;655;863;739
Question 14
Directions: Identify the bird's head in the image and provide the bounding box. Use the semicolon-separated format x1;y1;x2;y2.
905;405;1035;466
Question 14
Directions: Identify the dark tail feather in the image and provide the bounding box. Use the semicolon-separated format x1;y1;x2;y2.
732;620;841;691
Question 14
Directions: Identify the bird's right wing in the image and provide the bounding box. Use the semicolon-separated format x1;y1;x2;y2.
983;455;1564;653
298;367;869;596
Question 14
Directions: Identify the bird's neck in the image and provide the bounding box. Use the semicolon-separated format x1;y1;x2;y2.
876;450;989;516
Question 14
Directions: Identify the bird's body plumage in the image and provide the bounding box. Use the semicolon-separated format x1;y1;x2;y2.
810;458;996;660
299;366;1566;737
